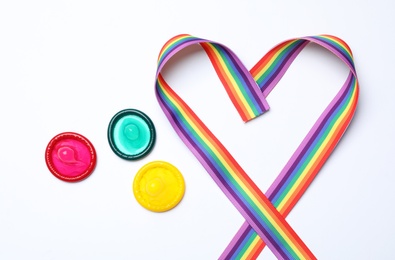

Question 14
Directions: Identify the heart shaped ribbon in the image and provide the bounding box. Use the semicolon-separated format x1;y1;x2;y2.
155;34;359;259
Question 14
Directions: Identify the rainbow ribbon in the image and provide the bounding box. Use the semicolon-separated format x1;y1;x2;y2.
155;34;359;259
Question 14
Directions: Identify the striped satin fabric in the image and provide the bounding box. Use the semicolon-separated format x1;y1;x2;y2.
221;35;359;259
155;34;359;259
156;34;269;122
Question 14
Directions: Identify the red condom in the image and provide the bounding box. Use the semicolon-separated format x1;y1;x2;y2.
45;132;97;182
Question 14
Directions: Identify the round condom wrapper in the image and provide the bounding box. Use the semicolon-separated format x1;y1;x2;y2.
133;161;185;212
45;132;97;182
108;109;156;160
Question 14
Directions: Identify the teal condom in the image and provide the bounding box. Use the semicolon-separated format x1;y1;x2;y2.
108;109;156;160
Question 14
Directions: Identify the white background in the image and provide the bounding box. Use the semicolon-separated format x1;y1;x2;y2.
0;0;394;259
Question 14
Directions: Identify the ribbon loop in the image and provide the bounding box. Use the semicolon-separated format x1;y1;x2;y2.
155;34;359;260
156;35;270;122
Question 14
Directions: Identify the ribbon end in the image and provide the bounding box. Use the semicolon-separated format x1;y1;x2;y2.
242;106;270;123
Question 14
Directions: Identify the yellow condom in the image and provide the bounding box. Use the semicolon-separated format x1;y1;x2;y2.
133;161;185;212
